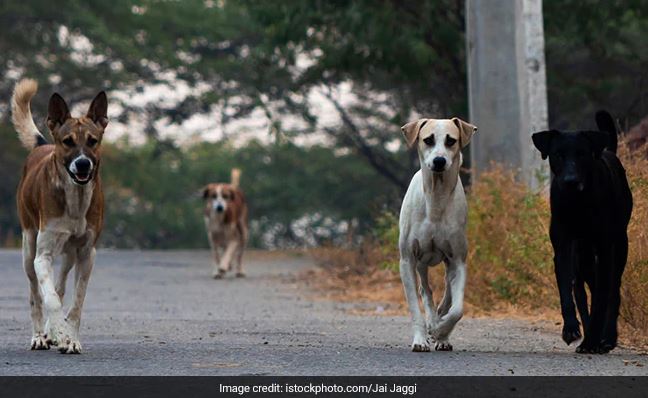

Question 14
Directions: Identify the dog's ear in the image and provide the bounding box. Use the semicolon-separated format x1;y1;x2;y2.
581;130;608;157
595;110;617;134
532;130;558;160
47;93;71;132
451;117;478;148
86;91;109;128
401;119;428;148
202;186;211;200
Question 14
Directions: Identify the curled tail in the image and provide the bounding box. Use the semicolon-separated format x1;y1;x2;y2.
230;168;241;188
595;110;618;153
11;78;47;150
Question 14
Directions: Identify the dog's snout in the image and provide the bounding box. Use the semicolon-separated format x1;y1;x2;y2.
563;175;578;184
215;204;224;213
74;158;92;173
562;175;585;192
432;157;446;172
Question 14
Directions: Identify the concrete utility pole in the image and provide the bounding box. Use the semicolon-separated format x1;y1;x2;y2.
466;0;548;190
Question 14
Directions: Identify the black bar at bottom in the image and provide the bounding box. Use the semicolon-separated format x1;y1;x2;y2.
1;376;647;398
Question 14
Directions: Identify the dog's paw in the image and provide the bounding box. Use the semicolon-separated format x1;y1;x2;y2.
434;340;453;351
235;271;246;278
58;337;82;354
212;269;226;279
599;340;616;353
411;335;431;352
561;324;582;345
30;333;51;350
576;342;611;355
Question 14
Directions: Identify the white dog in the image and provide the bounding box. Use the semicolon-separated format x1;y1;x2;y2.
398;117;477;352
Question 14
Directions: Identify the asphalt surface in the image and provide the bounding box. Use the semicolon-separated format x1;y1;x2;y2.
0;249;646;375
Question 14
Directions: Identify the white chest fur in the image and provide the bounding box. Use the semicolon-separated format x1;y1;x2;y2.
46;181;94;238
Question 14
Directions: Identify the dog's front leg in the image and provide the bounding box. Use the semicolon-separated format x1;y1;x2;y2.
22;230;49;350
578;246;614;354
415;262;439;338
210;244;222;277
62;246;95;354
233;243;245;278
554;243;581;345
215;241;238;278
55;248;77;301
430;259;466;351
400;258;430;352
207;230;221;270
437;261;452;317
34;231;73;350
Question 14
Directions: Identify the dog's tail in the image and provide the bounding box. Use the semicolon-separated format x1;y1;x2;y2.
595;110;618;153
230;168;241;188
11;78;48;150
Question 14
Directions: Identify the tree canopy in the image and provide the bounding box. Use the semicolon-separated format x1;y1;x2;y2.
0;0;646;247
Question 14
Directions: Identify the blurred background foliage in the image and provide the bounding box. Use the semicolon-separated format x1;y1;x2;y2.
0;0;646;248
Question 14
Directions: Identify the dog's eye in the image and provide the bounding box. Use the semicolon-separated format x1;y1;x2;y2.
87;137;98;147
62;137;75;147
423;136;435;146
445;136;457;146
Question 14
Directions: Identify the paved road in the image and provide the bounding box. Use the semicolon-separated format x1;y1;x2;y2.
0;249;646;375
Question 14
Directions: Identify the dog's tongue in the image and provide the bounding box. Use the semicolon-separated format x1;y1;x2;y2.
75;173;90;181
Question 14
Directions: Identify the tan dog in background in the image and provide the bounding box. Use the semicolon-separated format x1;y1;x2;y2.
202;169;248;278
11;78;108;354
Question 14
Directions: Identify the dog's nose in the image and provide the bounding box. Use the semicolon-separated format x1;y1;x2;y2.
562;175;584;191
432;157;446;172
74;158;92;174
215;204;224;213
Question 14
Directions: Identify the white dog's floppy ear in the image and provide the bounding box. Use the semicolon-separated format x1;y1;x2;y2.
451;117;478;148
401;119;428;148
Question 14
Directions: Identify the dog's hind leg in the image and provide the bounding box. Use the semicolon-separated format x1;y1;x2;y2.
573;280;589;331
415;262;439;338
574;242;593;332
61;245;95;354
400;258;430;352
22;230;49;350
601;235;628;352
431;259;466;351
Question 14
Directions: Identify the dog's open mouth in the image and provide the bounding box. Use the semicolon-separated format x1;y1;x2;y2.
67;170;92;185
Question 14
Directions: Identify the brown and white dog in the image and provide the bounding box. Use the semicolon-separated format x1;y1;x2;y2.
11;78;108;354
202;169;248;278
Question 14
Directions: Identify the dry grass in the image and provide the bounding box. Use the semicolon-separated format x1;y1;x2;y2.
618;143;648;348
309;140;648;349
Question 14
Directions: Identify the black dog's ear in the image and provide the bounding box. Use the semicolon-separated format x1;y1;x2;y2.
581;130;608;157
532;130;558;160
595;110;618;153
595;110;616;134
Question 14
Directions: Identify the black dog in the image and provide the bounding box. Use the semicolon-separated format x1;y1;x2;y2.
532;111;633;354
